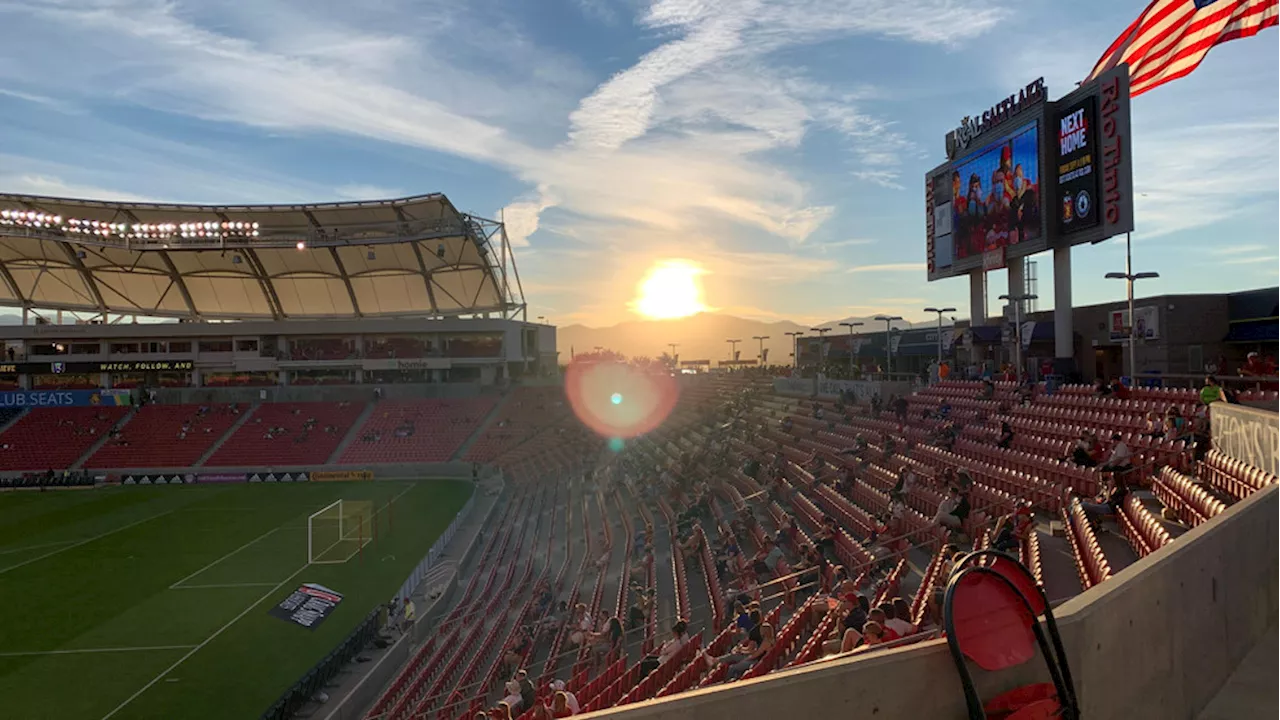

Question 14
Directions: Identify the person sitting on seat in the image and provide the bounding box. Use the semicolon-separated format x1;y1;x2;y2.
1199;375;1231;405
1079;472;1130;519
978;379;995;400
992;505;1034;553
1093;378;1112;397
934;486;971;535
997;421;1014;449
1100;433;1134;476
1066;430;1101;467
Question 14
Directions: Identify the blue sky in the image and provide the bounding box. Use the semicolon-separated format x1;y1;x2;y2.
0;0;1276;327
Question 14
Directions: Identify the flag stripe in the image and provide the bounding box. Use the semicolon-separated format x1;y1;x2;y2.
1129;0;1269;85
1085;0;1278;96
1132;8;1279;94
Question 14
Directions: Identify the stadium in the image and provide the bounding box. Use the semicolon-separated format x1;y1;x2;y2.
1;5;1278;718
0;184;1274;720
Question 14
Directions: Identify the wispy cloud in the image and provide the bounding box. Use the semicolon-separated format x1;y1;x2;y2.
846;262;927;273
1209;244;1268;256
1221;255;1279;266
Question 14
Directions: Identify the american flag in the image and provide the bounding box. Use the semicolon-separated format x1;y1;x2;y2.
1085;0;1278;96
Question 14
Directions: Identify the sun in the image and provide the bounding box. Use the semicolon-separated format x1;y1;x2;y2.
632;259;708;320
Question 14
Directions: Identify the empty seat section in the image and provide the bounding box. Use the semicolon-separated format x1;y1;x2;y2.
86;403;244;469
0;407;128;471
465;387;568;462
206;402;365;466
340;398;497;464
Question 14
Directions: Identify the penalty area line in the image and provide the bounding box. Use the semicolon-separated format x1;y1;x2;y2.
100;560;313;720
168;527;281;589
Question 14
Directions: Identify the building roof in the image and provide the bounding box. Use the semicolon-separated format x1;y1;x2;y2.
0;193;521;320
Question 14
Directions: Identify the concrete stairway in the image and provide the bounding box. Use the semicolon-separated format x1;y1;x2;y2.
326;401;376;463
450;393;512;461
70;408;137;470
193;403;260;467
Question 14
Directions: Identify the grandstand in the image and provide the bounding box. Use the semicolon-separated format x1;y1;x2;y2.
0;192;1274;720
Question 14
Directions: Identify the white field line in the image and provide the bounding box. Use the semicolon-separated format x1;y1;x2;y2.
168;528;280;589
101;483;422;720
0;511;175;576
0;645;198;658
100;561;313;720
0;539;77;556
172;582;280;590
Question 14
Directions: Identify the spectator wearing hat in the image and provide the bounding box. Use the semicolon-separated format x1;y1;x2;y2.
548;680;579;714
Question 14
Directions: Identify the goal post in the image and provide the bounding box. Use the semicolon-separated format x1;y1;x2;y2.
308;499;375;564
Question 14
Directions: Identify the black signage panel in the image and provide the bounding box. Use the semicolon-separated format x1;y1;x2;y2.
268;583;343;630
1;360;195;375
1055;94;1101;236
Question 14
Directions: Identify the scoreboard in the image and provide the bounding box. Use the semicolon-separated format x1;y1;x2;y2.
926;65;1133;282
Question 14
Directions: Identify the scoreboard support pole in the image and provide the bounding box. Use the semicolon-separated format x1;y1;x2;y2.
1053;245;1075;376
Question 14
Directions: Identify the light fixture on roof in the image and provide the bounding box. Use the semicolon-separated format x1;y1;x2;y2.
232;255;243;265
367;249;376;260
436;243;446;259
76;249;87;259
296;241;306;251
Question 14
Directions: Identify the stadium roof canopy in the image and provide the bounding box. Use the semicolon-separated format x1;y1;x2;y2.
0;193;525;320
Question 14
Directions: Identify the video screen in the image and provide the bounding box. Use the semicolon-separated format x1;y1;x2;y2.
950;121;1041;260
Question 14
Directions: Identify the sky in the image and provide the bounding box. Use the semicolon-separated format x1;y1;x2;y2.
0;0;1276;328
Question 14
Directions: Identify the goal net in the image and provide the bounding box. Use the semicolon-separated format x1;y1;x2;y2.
308;499;374;564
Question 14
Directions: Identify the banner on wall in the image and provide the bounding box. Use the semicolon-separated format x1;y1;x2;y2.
311;470;374;482
0;389;131;409
1109;306;1159;341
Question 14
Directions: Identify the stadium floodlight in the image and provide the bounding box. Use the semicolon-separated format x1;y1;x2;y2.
308;499;375;564
296;241;307;251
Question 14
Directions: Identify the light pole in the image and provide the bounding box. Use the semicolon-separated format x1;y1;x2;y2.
785;331;804;368
809;327;831;368
839;322;863;376
998;293;1038;381
923;307;956;366
726;338;741;365
667;343;679;370
752;335;769;365
873;316;902;376
1106;268;1160;385
536;315;546;324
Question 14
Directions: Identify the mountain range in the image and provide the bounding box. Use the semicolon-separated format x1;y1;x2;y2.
555;312;918;366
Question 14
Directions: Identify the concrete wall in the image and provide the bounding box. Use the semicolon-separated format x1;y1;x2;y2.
581;485;1278;720
1212;403;1279;477
1068;293;1231;381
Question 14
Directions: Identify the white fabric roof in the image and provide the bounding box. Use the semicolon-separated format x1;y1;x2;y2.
0;194;513;319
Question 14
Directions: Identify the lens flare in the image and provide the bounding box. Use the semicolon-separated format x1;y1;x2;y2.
565;359;679;439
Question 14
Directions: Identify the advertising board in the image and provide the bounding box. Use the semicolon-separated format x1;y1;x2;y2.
312;470;374;482
1055;94;1101;235
1109;306;1159;341
0;389;131;408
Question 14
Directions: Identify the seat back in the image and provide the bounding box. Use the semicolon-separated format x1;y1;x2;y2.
944;557;1078;720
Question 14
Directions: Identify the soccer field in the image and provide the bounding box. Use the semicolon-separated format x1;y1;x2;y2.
0;479;472;720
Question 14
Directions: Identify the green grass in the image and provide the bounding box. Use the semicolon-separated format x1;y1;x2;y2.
0;479;472;720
